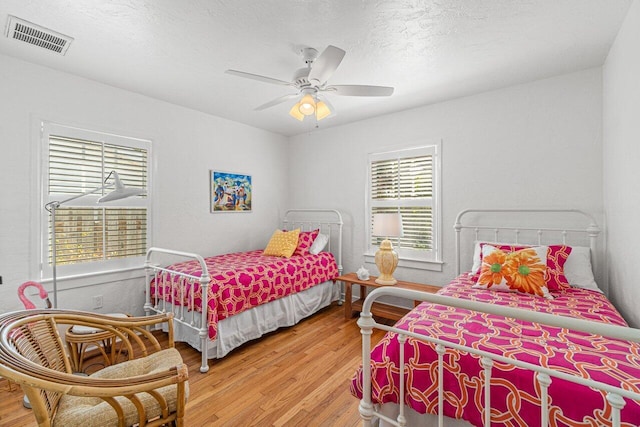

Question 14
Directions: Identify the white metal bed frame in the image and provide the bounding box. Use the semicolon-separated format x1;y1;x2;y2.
358;208;640;427
144;209;343;373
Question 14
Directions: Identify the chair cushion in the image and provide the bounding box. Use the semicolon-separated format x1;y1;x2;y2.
53;348;188;427
70;313;129;334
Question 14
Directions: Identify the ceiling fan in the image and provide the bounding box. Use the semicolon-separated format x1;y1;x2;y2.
225;45;394;122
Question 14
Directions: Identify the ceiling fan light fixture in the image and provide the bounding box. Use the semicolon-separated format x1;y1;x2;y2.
227;45;394;125
298;94;316;116
315;100;331;121
289;103;305;121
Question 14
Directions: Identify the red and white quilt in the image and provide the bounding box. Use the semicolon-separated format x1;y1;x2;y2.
351;274;640;426
151;250;338;340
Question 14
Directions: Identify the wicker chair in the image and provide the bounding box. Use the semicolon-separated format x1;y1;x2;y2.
0;310;188;427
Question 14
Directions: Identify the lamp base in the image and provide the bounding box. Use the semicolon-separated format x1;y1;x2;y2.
374;276;398;286
374;239;399;286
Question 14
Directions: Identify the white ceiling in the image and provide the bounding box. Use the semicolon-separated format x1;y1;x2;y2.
0;1;632;137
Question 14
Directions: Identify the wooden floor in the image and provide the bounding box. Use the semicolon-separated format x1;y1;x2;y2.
0;303;386;426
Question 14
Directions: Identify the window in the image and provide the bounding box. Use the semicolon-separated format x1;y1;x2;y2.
367;144;441;266
41;123;151;278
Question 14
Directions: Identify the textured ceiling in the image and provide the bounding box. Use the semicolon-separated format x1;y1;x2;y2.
0;1;632;136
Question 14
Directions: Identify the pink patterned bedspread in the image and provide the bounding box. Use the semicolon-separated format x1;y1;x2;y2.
151;250;338;340
351;274;640;426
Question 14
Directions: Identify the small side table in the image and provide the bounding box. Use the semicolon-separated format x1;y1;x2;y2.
65;313;129;373
335;272;440;321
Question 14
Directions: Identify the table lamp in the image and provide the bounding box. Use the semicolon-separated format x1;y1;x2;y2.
372;212;404;285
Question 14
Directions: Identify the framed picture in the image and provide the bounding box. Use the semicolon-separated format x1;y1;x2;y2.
210;170;252;212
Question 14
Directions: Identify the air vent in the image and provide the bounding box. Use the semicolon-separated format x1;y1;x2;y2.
5;15;73;55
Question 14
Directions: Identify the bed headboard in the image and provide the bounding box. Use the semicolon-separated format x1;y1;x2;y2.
282;209;343;275
454;208;601;278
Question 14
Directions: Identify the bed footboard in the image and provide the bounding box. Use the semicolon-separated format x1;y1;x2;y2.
357;287;640;427
145;247;211;373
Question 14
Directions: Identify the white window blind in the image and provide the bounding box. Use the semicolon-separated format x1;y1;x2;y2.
48;207;147;265
42;123;150;275
49;136;148;194
368;145;440;262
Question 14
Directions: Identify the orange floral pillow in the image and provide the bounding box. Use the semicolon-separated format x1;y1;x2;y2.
473;243;572;291
474;245;553;299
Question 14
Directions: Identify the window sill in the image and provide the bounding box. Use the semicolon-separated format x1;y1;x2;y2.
364;253;444;272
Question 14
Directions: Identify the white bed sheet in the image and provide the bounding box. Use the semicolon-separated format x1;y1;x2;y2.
161;280;338;358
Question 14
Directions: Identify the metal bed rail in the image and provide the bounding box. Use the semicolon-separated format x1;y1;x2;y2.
453;208;601;277
144;247;211;373
358;287;640;427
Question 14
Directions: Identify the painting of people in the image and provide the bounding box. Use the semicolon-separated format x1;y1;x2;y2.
210;171;252;212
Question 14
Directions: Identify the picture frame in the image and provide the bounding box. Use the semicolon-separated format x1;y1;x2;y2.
210;170;252;212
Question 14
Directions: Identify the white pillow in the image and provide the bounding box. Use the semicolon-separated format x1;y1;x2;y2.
471;241;482;273
309;233;329;255
563;246;601;292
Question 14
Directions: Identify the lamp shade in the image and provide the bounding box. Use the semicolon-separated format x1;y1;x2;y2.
315;100;331;120
372;213;404;238
98;171;145;202
289;103;305;121
298;94;316;116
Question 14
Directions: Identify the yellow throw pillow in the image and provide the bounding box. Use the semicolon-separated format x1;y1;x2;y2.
263;229;300;258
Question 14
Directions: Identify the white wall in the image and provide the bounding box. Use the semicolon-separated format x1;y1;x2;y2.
0;49;616;322
603;0;640;328
289;69;604;290
0;54;289;315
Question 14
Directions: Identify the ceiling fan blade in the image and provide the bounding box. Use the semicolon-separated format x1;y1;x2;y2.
225;69;293;86
308;45;346;85
326;85;394;97
254;93;300;111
